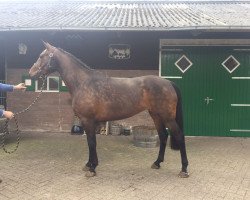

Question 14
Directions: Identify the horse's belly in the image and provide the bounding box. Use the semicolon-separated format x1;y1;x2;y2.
95;105;145;122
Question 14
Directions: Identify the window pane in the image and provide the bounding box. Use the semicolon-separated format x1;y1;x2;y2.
48;77;59;91
222;55;240;73
37;77;47;90
175;55;193;73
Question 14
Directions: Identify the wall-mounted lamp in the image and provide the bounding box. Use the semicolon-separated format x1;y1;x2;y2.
18;43;27;55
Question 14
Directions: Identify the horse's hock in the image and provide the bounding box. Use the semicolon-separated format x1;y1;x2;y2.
132;126;159;148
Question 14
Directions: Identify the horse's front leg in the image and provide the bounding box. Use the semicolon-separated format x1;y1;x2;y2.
82;122;98;177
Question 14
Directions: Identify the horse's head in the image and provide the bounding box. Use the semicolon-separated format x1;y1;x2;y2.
29;42;57;79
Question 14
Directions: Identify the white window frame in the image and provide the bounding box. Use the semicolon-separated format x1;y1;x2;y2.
221;55;240;73
175;54;193;73
35;76;59;92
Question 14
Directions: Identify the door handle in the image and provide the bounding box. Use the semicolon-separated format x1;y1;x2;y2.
204;97;214;105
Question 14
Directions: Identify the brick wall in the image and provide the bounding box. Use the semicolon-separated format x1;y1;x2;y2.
7;69;73;132
6;68;158;132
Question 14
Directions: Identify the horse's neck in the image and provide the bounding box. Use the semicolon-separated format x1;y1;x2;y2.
55;52;91;95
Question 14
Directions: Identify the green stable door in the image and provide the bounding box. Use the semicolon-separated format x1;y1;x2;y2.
161;46;250;137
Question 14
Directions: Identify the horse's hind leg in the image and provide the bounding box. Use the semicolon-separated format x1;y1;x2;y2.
149;112;169;169
167;120;189;178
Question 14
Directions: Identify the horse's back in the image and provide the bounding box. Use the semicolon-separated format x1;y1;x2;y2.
110;75;177;102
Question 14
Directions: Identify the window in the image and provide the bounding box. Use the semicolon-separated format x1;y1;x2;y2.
35;76;59;92
22;75;68;92
175;55;193;73
222;55;240;73
48;77;59;91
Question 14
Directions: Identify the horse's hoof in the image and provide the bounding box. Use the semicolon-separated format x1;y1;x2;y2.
151;163;160;169
85;171;96;177
82;165;90;172
178;171;189;178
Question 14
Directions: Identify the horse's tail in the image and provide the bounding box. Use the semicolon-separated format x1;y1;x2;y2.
170;82;183;150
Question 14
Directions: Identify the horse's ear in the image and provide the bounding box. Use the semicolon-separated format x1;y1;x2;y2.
43;41;55;51
42;40;47;47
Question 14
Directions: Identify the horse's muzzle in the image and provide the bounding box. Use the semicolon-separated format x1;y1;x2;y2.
29;68;39;79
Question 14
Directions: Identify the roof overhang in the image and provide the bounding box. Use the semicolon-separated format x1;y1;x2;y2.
1;26;250;32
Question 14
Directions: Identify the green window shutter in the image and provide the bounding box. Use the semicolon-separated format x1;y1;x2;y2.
22;75;35;91
59;78;68;92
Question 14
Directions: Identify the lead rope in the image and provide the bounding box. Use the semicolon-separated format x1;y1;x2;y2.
1;75;47;154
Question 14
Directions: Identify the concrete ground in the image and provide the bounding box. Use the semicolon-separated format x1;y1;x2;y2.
0;131;249;200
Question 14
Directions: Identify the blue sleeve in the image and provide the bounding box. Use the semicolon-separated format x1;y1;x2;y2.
0;83;14;92
0;109;3;117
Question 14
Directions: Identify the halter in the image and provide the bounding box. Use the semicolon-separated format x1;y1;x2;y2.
47;52;54;68
37;52;54;76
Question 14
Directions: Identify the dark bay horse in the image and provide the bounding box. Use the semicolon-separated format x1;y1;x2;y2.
29;42;189;178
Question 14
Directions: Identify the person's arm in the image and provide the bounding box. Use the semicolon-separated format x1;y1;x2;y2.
0;83;14;92
0;83;26;92
0;109;14;119
13;83;26;91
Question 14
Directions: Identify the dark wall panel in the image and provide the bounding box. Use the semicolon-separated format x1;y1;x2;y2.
3;31;159;70
2;30;250;71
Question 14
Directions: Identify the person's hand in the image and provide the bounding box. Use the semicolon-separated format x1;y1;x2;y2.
3;110;14;119
14;83;26;91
